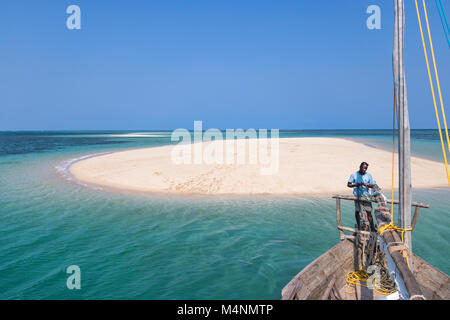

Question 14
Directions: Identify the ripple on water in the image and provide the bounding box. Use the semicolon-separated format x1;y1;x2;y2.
0;149;449;299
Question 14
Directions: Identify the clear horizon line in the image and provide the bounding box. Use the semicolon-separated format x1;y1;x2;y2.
0;128;443;132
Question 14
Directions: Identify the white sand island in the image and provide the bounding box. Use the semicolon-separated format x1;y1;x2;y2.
69;137;448;195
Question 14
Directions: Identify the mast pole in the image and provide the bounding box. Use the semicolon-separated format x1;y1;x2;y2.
394;0;413;269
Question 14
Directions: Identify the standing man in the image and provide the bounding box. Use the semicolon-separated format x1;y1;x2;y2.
347;162;376;232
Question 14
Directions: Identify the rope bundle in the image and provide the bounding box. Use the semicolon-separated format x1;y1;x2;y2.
345;243;397;296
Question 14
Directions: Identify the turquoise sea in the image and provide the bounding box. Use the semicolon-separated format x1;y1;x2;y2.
0;130;448;299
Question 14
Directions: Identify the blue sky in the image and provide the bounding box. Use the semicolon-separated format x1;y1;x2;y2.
0;0;449;130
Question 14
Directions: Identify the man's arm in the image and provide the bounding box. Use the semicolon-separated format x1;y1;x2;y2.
347;182;360;188
347;173;359;188
362;175;375;189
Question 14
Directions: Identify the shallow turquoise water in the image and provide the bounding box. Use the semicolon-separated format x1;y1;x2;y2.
0;130;448;299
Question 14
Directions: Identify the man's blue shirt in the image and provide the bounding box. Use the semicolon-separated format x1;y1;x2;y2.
348;171;375;198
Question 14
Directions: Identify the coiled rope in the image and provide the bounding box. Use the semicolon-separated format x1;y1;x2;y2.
374;0;450;273
345;0;448;299
345;244;397;296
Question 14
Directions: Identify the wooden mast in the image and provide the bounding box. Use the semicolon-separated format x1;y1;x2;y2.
394;0;412;267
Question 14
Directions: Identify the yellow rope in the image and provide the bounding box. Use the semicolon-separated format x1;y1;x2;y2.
378;223;412;269
381;89;412;268
345;218;412;295
415;0;450;185
384;92;411;266
422;0;450;156
391;90;396;220
345;269;397;296
345;0;449;297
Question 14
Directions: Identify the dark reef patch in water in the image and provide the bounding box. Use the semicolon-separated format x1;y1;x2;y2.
0;134;130;156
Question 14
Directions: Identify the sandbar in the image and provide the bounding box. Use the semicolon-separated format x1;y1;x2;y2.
69;137;448;195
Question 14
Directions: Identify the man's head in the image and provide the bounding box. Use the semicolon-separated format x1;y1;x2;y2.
359;162;369;174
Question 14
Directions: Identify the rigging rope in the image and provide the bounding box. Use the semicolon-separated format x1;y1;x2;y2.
415;0;450;186
344;0;447;299
378;0;413;271
345;239;397;296
423;0;450;155
345;268;397;296
391;86;396;220
435;0;450;47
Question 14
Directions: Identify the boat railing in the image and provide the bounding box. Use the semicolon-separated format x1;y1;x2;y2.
333;194;430;299
332;195;429;241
